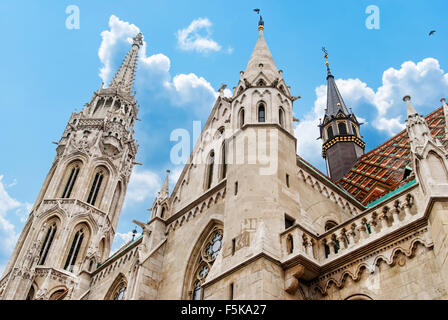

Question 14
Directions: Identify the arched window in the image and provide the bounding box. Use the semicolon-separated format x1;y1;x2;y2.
258;104;265;123
86;167;108;207
61;162;81;198
38;222;57;265
189;227;223;300
105;274;128;300
279;107;285;127
113;283;127;300
238;108;245;128
160;206;166;218
220;142;227;180
64;227;86;272
325;220;338;231
327;126;334;140
206;151;215;190
338;122;347;135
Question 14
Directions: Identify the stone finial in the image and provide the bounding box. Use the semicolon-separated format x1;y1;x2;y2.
404;95;418;117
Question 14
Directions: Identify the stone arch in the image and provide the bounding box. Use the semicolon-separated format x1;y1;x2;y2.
61;221;92;273
181;219;223;300
48;286;69;300
84;164;110;209
104;273;128;300
56;158;84;198
345;293;373;300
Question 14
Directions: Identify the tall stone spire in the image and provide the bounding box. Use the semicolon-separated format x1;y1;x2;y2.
319;49;365;181
158;170;170;200
322;49;350;118
109;32;143;94
243;16;280;84
404;95;435;153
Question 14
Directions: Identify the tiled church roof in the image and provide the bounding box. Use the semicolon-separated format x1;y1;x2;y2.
337;106;447;205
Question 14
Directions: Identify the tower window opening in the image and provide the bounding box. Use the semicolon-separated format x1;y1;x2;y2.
206;151;215;190
38;223;57;265
279;107;284;127
258;104;265;123
327;126;334;139
285;215;295;229
87;171;104;206
238;108;245;128
338;122;347;135
61;165;80;198
234;181;238;195
64;228;85;272
286;174;290;188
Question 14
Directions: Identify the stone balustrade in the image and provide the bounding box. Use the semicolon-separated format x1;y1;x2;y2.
280;188;418;264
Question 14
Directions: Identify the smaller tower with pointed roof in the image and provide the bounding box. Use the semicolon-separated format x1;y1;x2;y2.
319;49;365;181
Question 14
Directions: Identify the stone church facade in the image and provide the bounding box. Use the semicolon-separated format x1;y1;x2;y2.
1;19;448;300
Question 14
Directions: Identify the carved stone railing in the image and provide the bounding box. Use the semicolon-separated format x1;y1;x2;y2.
280;184;419;265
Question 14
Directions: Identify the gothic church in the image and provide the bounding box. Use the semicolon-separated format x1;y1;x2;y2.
1;18;448;300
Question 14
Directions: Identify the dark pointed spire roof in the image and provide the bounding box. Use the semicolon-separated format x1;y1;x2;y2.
109;32;143;94
322;50;350;118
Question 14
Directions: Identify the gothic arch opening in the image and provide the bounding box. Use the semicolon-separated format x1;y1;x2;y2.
105;273;128;300
345;293;373;300
205;150;215;190
182;221;223;300
325;220;338;231
86;165;110;208
238;108;245;128
57;160;83;199
37;216;61;266
258;103;266;123
62;222;91;273
49;287;69;300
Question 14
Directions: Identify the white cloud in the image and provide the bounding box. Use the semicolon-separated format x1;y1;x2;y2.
124;168;161;206
98;15;219;116
0;175;30;260
98;15;140;85
295;57;448;167
176;18;222;53
110;231;142;255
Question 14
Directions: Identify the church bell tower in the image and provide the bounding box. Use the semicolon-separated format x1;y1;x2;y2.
0;33;143;300
318;49;365;181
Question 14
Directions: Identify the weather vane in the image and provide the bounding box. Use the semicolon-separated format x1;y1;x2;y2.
253;8;264;29
322;47;331;74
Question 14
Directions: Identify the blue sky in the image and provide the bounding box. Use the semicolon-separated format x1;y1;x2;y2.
0;0;447;273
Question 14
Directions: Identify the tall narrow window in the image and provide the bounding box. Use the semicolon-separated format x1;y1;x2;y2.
258;104;265;122
327;126;334;139
61;165;80;198
279;107;284;127
338;122;347;135
220;142;227;179
238;108;245;128
38;223;57;265
160;207;166;218
64;228;85;272
87;170;104;206
206;151;215;189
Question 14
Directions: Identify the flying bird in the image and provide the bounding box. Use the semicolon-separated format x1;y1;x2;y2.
429;30;436;36
253;8;260;14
